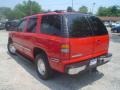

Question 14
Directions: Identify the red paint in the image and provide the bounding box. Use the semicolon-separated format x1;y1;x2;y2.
9;12;110;73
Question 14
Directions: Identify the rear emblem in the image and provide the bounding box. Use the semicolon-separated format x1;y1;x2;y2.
72;54;83;58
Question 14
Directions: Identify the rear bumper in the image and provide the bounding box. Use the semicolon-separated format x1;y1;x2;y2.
65;53;112;75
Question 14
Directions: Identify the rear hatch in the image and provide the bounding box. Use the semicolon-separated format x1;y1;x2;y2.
87;16;109;57
64;14;109;61
65;14;94;61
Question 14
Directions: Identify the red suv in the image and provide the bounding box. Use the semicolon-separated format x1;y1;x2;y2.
8;12;112;80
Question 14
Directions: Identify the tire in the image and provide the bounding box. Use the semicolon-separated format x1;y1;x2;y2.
7;41;16;55
35;54;53;80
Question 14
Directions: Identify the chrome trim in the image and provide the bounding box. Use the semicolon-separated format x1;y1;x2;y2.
14;42;31;52
9;43;16;53
50;58;60;62
100;53;112;62
68;65;86;75
72;54;83;58
37;58;46;75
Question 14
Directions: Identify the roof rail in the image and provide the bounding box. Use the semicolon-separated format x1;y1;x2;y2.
54;10;66;13
42;10;66;13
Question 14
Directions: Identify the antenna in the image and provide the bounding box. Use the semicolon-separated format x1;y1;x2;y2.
72;0;73;10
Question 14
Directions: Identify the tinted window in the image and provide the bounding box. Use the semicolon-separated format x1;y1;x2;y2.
11;21;19;27
18;20;27;32
65;14;92;37
27;18;37;33
41;15;61;36
88;16;108;35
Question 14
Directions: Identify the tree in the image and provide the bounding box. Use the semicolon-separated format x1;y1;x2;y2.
97;5;120;16
110;6;119;16
79;6;88;13
67;6;73;12
97;7;110;16
0;7;14;20
0;0;42;20
13;0;42;19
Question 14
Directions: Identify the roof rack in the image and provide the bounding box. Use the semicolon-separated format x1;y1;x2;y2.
54;10;67;13
42;10;67;13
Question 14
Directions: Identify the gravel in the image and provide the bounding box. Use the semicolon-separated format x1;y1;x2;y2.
0;30;120;90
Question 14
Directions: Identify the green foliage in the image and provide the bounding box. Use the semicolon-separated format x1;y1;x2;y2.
67;6;73;12
1;1;120;20
13;0;42;19
79;6;88;13
0;0;42;20
0;7;14;20
97;5;120;16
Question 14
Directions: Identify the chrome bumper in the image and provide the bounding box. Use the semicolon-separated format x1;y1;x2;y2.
99;53;112;62
66;53;112;75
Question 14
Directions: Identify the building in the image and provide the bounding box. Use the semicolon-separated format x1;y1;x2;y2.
99;16;120;22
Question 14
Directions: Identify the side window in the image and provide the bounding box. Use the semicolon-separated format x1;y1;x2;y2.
26;18;37;33
40;15;61;36
88;16;108;35
18;20;27;32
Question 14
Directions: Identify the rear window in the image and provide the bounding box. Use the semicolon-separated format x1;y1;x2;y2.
88;16;108;36
65;14;93;38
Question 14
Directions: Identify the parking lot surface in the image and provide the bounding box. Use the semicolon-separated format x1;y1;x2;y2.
0;30;120;90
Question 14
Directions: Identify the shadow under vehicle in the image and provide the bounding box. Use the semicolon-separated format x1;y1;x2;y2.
7;52;104;90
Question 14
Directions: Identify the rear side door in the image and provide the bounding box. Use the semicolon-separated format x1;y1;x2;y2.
38;15;64;62
87;16;109;56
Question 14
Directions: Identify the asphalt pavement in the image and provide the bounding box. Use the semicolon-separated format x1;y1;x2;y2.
0;30;120;90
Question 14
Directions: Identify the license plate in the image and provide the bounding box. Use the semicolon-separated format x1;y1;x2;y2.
90;59;97;66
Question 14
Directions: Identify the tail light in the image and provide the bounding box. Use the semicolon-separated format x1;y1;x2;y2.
61;44;70;60
61;44;69;53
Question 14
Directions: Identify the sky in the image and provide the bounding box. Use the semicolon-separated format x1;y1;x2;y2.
0;0;120;13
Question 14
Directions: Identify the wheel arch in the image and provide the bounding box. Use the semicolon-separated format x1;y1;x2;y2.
8;37;13;43
33;47;48;60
